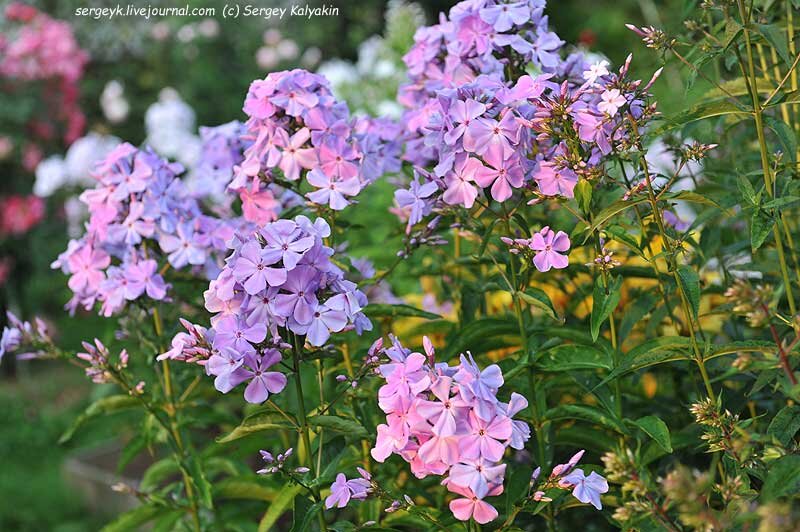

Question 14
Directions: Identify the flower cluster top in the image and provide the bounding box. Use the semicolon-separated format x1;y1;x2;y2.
52;143;238;316
393;0;659;242
231;69;401;217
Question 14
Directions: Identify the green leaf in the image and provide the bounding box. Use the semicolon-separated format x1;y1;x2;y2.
591;276;622;341
598;336;693;386
505;465;534;514
291;496;322;532
618;292;658;341
537;344;613;372
445;317;519;357
751;209;773;252
755;24;792;67
59;395;140;444
633;415;673;453
676;266;701;320
100;504;170;532
259;485;303;532
737;175;758;206
767;405;800;446
363;303;441;320
544;404;627;434
761;455;800;501
765;117;798;164
583;198;649;238
217;413;296;443
215;478;275;501
654;97;750;134
705;340;776;361
140;458;180;491
518;287;561;322
575;178;593;213
307;415;368;439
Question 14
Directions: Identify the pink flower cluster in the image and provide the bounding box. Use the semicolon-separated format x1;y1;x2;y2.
52;144;238;316
0;194;44;237
370;336;530;524
1;2;87;144
392;1;661;245
231;69;400;217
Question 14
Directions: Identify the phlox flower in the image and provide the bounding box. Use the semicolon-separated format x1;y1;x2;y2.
212;315;267;357
277;127;316;180
534;162;578;198
583;60;610;85
67;244;110;294
241;349;288;403
449;458;506;499
233;241;286;295
598;88;627;116
442;155;482;208
531;226;570;272
560;469;609;510
474;154;524;202
324;473;371;509
460;411;513;462
447;483;502;525
306;169;361;211
394;176;438;227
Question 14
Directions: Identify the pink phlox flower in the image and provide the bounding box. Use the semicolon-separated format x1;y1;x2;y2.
442;154;482;208
447;482;502;524
460;411;512;462
277;127;316;180
531;226;570;272
448;457;507;499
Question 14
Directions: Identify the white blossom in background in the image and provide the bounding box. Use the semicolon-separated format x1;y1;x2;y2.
145;88;200;167
100;80;130;124
34;133;120;197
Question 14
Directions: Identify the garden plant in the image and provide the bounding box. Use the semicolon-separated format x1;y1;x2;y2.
2;0;800;530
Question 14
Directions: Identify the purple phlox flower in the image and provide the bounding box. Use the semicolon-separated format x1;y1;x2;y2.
304;303;348;347
479;2;530;32
444;98;486;145
443;155;482;208
234;240;287;295
306;168;361;211
559;469;609;510
106;201;155;246
124;259;168;300
324;473;372;509
534;161;578;198
212;315;267;356
242;349;287;403
207;347;248;393
449;457;507;499
531;226;570;272
159;222;207;269
67;243;110;294
318;140;360;180
474;153;524;202
273;265;320;325
261;219;316;271
394;175;438;227
277;127;316;181
499;392;531;449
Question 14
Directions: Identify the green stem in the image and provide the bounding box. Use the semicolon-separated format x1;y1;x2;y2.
290;335;326;531
737;0;798;317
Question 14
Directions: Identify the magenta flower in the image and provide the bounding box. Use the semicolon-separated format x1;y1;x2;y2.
534;162;578;198
460;411;513;462
474;154;524;202
67;244;110;293
241;350;288;404
531;226;570;272
443;155;482;208
306;169;361;211
277;127;316;181
447;483;501;524
318;140;359;179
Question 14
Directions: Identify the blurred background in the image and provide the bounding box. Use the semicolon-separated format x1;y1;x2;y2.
0;0;697;529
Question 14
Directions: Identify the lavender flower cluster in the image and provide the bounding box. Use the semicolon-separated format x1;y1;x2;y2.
51;143;238;316
230;69;401;217
197;215;371;403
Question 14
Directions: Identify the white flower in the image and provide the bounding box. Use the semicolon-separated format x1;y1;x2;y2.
583;60;609;85
597;88;627;116
34;156;67;197
100;80;130;124
145;88;199;165
65;133;120;186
